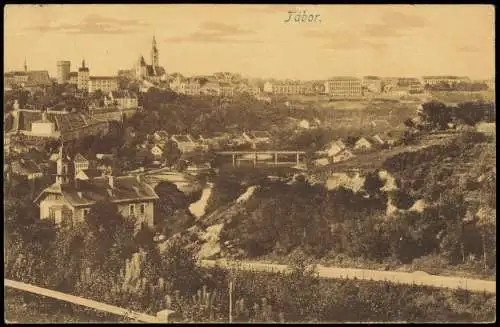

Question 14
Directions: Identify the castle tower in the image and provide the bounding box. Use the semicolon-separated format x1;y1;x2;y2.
151;35;159;72
77;58;90;90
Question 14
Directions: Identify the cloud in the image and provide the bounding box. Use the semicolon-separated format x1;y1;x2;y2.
165;22;260;44
25;14;149;35
304;30;386;51
364;10;426;38
199;22;254;36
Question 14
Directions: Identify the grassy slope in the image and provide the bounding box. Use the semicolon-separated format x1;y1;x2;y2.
5;289;129;323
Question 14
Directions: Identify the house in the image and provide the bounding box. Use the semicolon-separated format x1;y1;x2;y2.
242;131;271;145
325;140;347;157
104;90;139;109
179;79;201;96
73;153;90;174
370;120;391;129
10;158;43;180
96;153;115;161
298;120;311;129
74;168;104;181
313;158;330;167
171;134;198;153
33;145;159;228
49;153;60;162
354;137;373;150
332;148;355;163
150;144;164;160
372;134;396;147
153;130;169;143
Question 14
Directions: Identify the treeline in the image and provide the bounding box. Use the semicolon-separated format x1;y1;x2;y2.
414;100;495;130
132;88;323;138
424;82;489;92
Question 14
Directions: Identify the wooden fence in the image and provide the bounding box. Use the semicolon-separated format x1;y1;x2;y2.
5;279;177;323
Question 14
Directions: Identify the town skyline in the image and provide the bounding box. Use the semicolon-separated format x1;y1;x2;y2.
5;4;495;80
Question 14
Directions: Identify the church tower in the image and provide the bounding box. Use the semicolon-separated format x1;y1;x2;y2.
150;35;159;72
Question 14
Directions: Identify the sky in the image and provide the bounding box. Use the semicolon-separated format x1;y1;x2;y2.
4;4;495;80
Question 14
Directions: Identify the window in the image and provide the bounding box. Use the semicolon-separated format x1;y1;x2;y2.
49;208;55;220
140;203;145;215
83;208;90;218
129;204;135;217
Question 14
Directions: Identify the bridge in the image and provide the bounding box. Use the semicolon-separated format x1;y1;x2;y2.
5;279;177;323
216;150;307;168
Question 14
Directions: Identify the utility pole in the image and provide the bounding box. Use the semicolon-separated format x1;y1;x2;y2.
228;280;233;323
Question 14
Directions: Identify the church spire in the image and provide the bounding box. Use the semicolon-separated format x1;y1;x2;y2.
151;34;159;70
82;58;86;68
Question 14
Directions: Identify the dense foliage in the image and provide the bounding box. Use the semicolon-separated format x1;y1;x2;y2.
418;100;495;129
216;131;496;275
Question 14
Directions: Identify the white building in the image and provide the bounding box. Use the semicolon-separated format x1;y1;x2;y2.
88;76;118;93
354;137;373;150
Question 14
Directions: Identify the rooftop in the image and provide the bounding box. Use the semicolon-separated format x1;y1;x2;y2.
35;176;159;207
328;77;361;81
11;158;41;175
172;134;193;143
90;76;117;80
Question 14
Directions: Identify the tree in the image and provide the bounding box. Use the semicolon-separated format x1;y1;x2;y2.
364;171;384;197
83;201;136;271
419;101;452;129
160;240;203;295
475;207;496;271
403;118;416;129
162;141;182;167
154;181;189;226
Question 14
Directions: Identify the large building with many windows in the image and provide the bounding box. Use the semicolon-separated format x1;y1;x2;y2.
88;76;118;93
324;77;363;97
422;76;470;86
263;81;315;95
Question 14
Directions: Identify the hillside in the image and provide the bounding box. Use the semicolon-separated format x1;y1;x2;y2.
158;129;496;280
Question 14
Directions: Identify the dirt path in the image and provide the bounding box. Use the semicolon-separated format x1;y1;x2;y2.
199;259;496;294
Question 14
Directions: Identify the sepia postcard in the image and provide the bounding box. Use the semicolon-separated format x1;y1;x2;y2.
3;4;496;324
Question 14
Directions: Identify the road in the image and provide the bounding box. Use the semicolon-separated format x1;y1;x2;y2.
199;259;496;294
